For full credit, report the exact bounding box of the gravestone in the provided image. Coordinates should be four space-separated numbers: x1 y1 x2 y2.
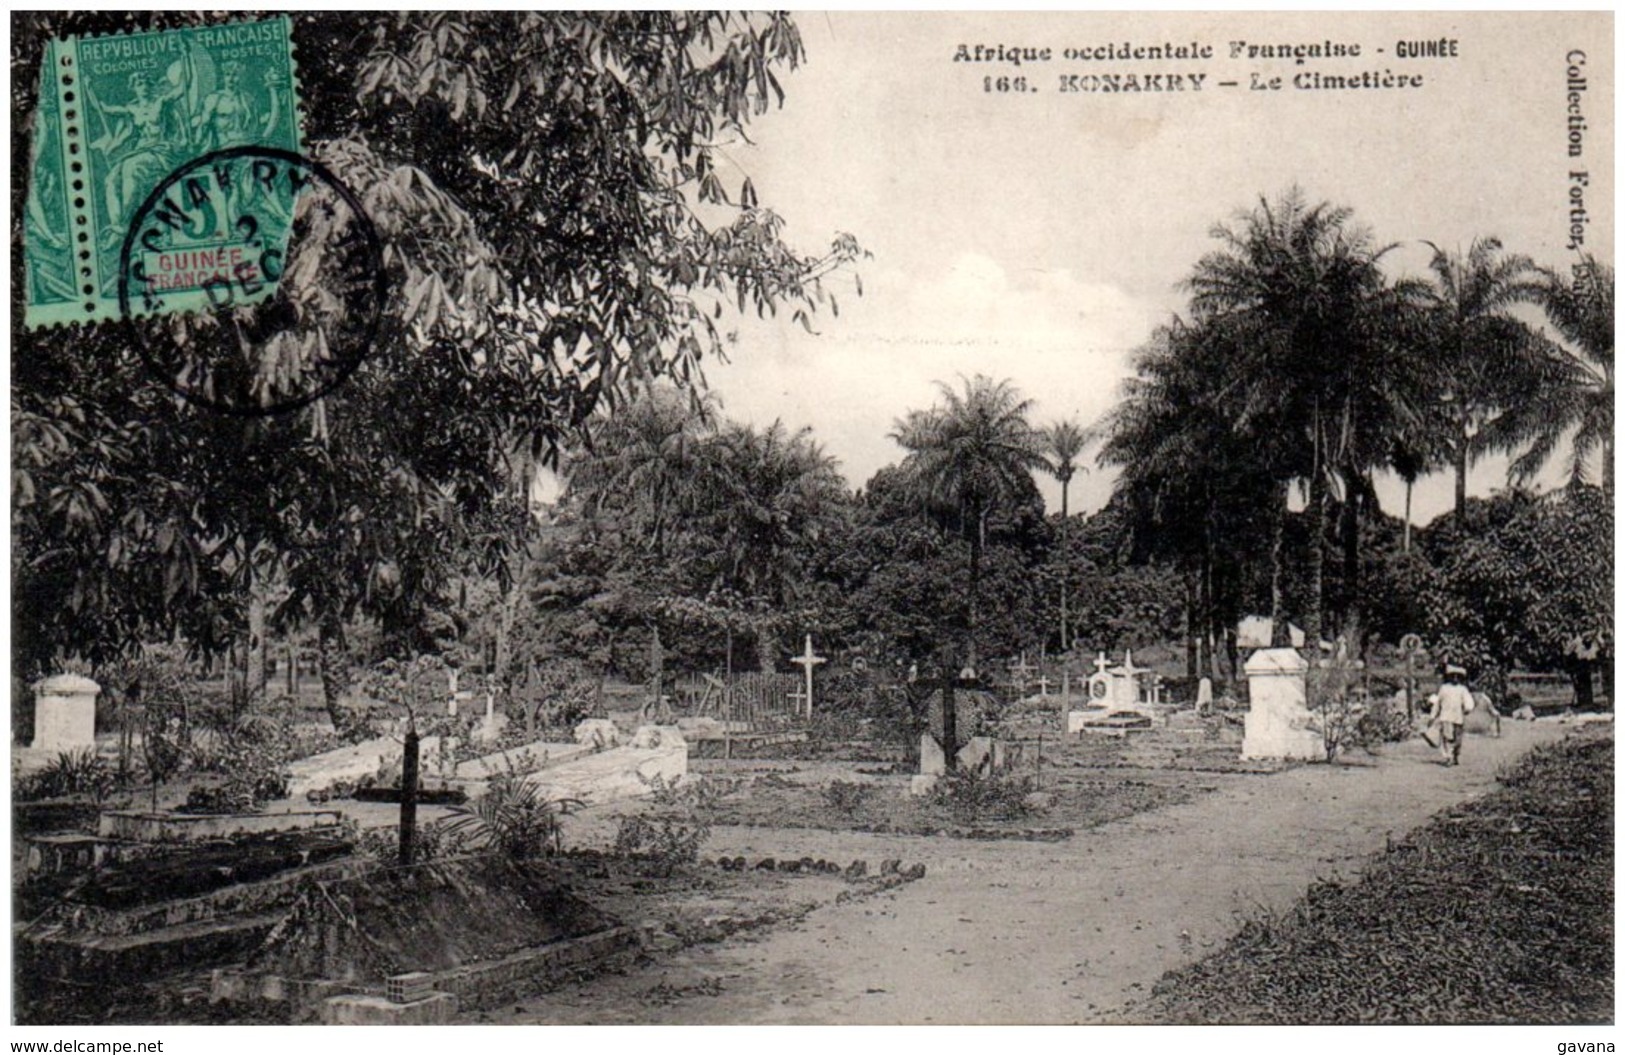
1240 648 1323 760
1196 676 1214 713
31 674 100 751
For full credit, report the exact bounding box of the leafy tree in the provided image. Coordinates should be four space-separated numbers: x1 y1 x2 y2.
12 14 862 727
1420 486 1612 707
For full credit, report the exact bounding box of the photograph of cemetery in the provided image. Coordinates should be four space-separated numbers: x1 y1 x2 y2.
10 11 1613 1029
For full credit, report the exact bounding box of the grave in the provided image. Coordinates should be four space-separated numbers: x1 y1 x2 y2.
1240 647 1324 761
522 725 687 806
1068 650 1163 732
913 733 1022 793
30 674 100 751
452 738 593 783
284 734 443 799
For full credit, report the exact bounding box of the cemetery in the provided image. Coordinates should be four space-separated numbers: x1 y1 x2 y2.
12 11 1612 1028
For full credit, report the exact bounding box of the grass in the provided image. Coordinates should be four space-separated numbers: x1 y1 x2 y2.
1137 728 1614 1024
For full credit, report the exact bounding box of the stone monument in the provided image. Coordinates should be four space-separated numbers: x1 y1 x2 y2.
31 674 100 752
1240 648 1323 761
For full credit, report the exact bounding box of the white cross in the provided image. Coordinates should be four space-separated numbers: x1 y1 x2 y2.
1035 675 1051 696
1093 652 1112 676
790 635 826 719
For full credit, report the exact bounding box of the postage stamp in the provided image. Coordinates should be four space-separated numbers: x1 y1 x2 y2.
23 17 303 328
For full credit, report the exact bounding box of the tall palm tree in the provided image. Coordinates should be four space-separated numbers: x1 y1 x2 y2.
1185 187 1409 644
1043 419 1087 652
891 375 1046 672
1485 255 1613 494
1418 237 1547 522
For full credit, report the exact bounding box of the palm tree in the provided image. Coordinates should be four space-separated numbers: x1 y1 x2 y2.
566 387 718 692
1418 237 1548 521
1043 419 1087 652
1485 255 1613 494
701 419 847 672
1098 316 1277 679
891 375 1046 672
567 387 718 560
1185 187 1409 644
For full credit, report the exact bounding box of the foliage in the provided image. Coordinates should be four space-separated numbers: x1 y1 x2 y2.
15 748 120 803
821 780 874 817
929 767 1040 825
612 813 711 876
1419 485 1612 696
356 820 464 865
440 772 581 859
12 12 863 719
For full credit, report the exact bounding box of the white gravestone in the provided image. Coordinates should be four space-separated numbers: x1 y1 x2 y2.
1240 648 1324 761
32 674 100 751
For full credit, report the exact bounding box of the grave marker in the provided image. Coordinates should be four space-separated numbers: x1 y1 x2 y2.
790 636 826 719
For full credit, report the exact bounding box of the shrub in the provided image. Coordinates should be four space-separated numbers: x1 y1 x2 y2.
356 820 464 864
930 767 1038 825
440 774 581 859
15 748 119 802
612 813 710 875
822 780 873 817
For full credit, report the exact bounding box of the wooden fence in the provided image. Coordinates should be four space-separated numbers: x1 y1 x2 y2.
671 671 804 730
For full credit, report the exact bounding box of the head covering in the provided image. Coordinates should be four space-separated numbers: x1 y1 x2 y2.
1445 664 1467 677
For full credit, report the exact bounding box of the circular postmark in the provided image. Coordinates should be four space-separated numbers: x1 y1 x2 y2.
117 146 386 417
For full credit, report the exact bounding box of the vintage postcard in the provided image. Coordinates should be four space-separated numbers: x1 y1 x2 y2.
9 10 1613 1039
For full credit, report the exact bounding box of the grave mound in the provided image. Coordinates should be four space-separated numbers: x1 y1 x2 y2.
247 855 615 986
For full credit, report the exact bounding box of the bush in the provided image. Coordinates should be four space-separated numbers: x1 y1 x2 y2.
440 774 580 859
930 767 1038 825
612 813 710 875
15 748 119 802
822 780 873 817
356 820 464 864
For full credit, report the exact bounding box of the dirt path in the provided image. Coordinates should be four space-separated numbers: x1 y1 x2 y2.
484 723 1570 1025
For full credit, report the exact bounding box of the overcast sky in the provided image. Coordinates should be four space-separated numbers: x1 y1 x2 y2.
689 10 1613 527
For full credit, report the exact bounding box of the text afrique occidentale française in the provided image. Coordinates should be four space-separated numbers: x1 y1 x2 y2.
952 37 1461 95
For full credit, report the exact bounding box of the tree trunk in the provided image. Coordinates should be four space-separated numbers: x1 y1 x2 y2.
939 641 958 771
245 576 267 708
1453 419 1469 523
967 510 985 674
317 609 352 734
1341 463 1362 644
494 553 531 690
1305 407 1324 647
1570 658 1595 711
755 622 778 677
1305 472 1324 647
1403 479 1413 554
1269 480 1290 647
1058 481 1070 653
1184 572 1198 681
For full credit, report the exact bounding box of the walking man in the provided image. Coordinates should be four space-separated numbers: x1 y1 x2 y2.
1431 665 1475 766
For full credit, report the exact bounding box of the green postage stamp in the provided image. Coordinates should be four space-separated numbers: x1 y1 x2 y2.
24 17 304 328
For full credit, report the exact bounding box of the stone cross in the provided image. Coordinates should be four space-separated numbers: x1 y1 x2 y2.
790 635 826 719
1093 652 1112 677
1035 674 1051 696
